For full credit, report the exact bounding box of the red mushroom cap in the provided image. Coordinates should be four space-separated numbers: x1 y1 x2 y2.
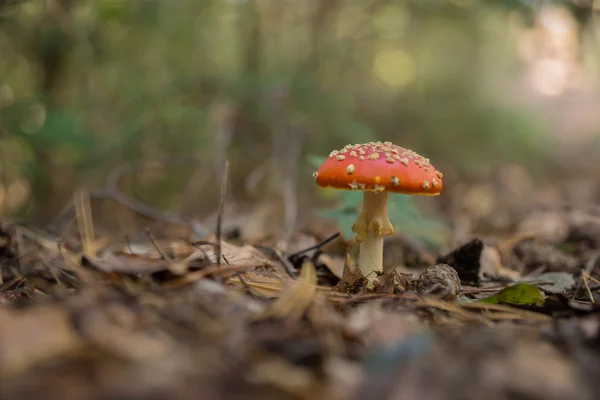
313 141 443 195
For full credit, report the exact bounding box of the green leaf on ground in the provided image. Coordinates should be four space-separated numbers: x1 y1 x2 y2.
478 283 544 307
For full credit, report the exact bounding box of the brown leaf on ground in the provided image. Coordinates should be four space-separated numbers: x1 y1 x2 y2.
262 260 317 320
193 238 273 268
82 253 178 275
511 239 579 274
0 306 82 376
437 239 484 285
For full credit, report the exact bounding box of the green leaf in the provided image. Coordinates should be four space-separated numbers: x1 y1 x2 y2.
478 283 544 307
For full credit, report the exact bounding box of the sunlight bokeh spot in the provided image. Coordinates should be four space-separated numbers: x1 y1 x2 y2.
6 179 30 211
20 103 46 135
373 49 415 88
0 84 14 107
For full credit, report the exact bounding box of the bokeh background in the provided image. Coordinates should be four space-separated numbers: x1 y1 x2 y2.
1 0 600 248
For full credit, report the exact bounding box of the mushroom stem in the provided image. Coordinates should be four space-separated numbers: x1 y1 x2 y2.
352 191 394 288
358 230 384 287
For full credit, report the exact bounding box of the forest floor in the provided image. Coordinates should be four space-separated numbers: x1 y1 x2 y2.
2 157 600 400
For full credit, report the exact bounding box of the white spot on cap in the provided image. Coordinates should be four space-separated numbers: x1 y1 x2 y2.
346 164 355 174
336 155 346 161
422 181 430 190
390 176 400 186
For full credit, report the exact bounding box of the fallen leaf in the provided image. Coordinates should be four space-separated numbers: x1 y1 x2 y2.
479 245 521 281
0 306 82 376
82 253 178 275
518 272 575 294
437 239 483 285
263 260 317 320
478 283 545 307
193 239 273 268
319 254 345 280
229 273 285 298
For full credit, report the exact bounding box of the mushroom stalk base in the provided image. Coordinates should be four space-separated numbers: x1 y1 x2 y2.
358 230 384 286
352 191 394 288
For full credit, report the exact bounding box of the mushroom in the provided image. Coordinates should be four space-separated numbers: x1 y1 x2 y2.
313 141 443 287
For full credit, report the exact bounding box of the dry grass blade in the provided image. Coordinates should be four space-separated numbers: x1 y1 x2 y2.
216 160 229 266
417 296 495 327
73 188 96 258
262 260 317 320
228 273 284 298
460 302 551 321
162 263 266 288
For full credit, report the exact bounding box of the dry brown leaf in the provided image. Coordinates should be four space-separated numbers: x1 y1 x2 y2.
319 254 345 280
418 296 495 326
263 260 317 319
77 304 179 362
193 239 272 268
480 245 521 281
0 306 82 376
229 273 285 298
82 253 178 275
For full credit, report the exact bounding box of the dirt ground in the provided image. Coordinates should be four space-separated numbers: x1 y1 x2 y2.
3 151 600 400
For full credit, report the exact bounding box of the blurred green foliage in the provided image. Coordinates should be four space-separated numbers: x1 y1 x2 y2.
0 0 592 223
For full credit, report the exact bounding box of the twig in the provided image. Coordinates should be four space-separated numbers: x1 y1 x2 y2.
145 228 169 261
572 249 600 300
582 270 597 303
462 286 511 295
584 272 600 287
273 113 300 251
274 248 297 279
50 157 208 235
287 232 341 259
124 235 134 254
224 254 253 294
162 263 265 289
216 160 230 267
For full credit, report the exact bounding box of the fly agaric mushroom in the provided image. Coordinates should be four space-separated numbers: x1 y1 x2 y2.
313 141 443 287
